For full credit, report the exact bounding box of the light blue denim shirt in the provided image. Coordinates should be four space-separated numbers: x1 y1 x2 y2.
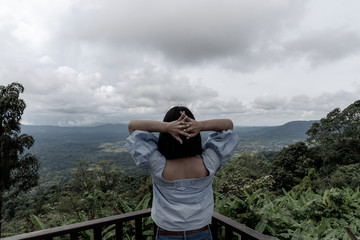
126 130 239 231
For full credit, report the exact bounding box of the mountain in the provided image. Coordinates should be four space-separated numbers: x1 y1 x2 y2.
234 120 316 141
233 120 317 152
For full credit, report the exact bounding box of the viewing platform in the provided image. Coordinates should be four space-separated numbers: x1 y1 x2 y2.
3 209 272 240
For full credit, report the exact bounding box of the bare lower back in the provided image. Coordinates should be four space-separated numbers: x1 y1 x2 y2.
162 156 209 181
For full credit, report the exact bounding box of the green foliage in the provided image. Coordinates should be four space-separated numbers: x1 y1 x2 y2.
29 214 47 230
214 152 273 198
323 163 360 190
116 193 153 240
270 142 321 191
215 187 360 239
306 100 360 169
57 160 125 220
1 83 39 194
117 193 152 213
292 168 321 193
0 82 39 236
269 100 360 193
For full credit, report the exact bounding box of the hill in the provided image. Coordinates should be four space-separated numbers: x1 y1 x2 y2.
234 120 315 141
233 120 317 152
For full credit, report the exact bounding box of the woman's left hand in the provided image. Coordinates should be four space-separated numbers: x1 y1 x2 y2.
182 113 202 139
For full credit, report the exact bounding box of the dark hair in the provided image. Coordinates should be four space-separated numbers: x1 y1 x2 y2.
158 106 203 159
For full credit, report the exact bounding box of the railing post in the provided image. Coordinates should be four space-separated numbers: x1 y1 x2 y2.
135 216 142 240
94 226 102 240
153 223 157 240
116 222 123 240
70 232 78 240
211 218 219 240
225 226 233 239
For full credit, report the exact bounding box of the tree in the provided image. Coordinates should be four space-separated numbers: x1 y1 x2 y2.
214 152 273 198
0 82 39 236
63 160 123 220
306 100 360 170
270 142 320 191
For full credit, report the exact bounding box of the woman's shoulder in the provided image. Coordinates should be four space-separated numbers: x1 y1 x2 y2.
125 130 159 169
203 130 239 167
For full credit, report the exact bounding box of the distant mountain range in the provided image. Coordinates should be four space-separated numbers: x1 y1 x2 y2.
22 120 317 149
20 120 317 184
234 120 316 141
21 123 130 145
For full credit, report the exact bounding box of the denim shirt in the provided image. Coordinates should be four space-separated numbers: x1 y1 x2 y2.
126 130 239 231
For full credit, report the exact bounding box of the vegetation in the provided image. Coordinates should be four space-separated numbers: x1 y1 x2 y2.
306 100 360 170
1 88 359 239
215 187 360 239
0 83 39 236
270 142 322 191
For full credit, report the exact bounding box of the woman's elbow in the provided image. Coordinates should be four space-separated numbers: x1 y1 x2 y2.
128 120 135 134
228 120 234 130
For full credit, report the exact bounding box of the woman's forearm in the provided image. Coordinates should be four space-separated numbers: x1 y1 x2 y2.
128 116 233 140
198 119 233 132
128 117 189 144
128 120 167 134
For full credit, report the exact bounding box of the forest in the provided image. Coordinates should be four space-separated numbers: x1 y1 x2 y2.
1 100 360 239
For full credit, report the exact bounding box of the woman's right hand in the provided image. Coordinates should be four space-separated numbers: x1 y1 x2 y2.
165 111 189 144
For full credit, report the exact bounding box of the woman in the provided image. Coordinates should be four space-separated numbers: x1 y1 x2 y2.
126 106 239 240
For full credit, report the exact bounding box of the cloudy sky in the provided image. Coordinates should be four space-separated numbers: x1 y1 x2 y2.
1 0 360 126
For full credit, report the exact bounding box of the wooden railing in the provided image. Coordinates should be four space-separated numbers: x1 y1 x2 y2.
2 209 272 240
212 212 271 240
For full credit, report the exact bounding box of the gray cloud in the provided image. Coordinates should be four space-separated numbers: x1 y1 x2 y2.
21 64 246 125
285 28 360 66
254 95 287 110
246 85 360 125
59 0 306 68
2 0 360 127
60 0 360 72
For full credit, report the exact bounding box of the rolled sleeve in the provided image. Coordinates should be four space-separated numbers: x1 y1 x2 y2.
203 130 239 167
125 130 159 169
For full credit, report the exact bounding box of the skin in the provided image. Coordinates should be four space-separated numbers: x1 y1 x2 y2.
128 111 233 180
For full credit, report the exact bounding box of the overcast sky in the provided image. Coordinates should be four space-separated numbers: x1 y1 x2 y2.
1 0 360 126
